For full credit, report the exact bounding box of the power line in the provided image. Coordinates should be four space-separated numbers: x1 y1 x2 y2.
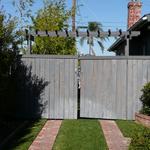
79 0 100 21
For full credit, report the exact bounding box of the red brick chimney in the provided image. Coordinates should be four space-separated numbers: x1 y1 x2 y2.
128 0 142 29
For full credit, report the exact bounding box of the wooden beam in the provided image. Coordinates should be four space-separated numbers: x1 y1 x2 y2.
27 30 140 39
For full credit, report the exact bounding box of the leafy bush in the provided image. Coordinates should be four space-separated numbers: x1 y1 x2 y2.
0 51 48 119
32 0 76 55
140 82 150 115
129 128 150 150
0 50 17 117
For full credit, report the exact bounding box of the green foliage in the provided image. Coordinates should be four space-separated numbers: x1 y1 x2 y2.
129 128 150 150
12 0 34 25
0 51 15 76
32 0 76 55
0 51 17 117
79 22 106 55
0 12 18 51
140 82 150 115
33 0 69 31
88 22 102 31
116 120 150 150
116 120 145 138
32 36 76 55
0 11 21 117
0 10 49 118
0 11 17 70
0 11 17 107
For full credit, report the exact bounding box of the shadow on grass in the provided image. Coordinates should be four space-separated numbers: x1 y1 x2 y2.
4 119 46 150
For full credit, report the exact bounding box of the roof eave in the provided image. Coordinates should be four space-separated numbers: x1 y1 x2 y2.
108 14 150 52
107 37 124 51
128 14 150 31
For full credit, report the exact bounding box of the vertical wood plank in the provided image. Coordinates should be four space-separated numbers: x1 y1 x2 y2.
127 60 133 119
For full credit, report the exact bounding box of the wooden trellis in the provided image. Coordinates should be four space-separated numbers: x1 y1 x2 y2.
25 29 140 56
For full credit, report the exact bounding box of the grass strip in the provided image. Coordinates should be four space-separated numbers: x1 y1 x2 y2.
5 119 46 150
116 120 150 150
116 120 145 138
53 119 108 150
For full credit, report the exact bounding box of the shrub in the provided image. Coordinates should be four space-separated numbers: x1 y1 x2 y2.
0 50 17 117
140 82 150 115
129 128 150 150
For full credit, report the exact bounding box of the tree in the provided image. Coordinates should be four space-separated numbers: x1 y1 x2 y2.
0 0 35 54
0 11 18 117
79 22 106 55
0 10 25 54
32 0 76 55
12 0 34 25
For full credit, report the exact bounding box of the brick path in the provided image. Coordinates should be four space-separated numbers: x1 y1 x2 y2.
28 120 62 150
100 120 131 150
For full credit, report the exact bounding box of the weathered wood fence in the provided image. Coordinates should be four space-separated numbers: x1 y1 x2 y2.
22 55 78 119
22 55 150 120
80 56 150 120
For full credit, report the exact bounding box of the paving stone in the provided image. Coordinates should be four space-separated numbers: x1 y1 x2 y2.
100 120 131 150
28 120 62 150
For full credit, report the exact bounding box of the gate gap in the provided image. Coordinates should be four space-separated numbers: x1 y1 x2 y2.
77 59 81 119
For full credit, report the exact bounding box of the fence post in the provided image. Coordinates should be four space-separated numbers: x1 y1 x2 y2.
125 37 129 56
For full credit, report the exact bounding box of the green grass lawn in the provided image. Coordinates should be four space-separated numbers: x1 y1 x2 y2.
116 120 150 150
53 119 108 150
116 120 145 137
5 119 46 150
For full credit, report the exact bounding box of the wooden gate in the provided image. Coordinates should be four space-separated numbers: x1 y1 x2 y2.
22 55 78 119
22 55 150 120
80 56 150 120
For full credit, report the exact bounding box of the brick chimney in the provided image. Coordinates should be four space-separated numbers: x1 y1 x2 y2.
128 0 142 29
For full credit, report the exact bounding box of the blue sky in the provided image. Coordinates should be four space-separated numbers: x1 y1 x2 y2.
1 0 150 55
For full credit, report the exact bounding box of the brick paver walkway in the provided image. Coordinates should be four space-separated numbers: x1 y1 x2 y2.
28 120 62 150
100 120 131 150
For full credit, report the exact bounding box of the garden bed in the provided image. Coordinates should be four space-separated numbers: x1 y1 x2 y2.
135 113 150 128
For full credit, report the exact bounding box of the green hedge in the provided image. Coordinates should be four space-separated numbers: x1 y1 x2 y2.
0 50 16 117
140 82 150 115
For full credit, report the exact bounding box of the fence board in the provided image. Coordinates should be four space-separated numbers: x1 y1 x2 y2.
22 55 77 119
80 58 150 120
22 55 150 120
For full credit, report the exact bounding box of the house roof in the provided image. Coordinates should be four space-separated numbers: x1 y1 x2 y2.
108 14 150 52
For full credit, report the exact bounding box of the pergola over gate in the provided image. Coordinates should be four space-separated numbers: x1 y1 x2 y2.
25 29 140 56
21 29 147 120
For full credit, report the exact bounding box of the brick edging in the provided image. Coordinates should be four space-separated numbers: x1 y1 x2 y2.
135 113 150 128
100 120 130 150
28 120 62 150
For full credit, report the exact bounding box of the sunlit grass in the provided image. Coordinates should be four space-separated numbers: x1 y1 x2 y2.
53 119 108 150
